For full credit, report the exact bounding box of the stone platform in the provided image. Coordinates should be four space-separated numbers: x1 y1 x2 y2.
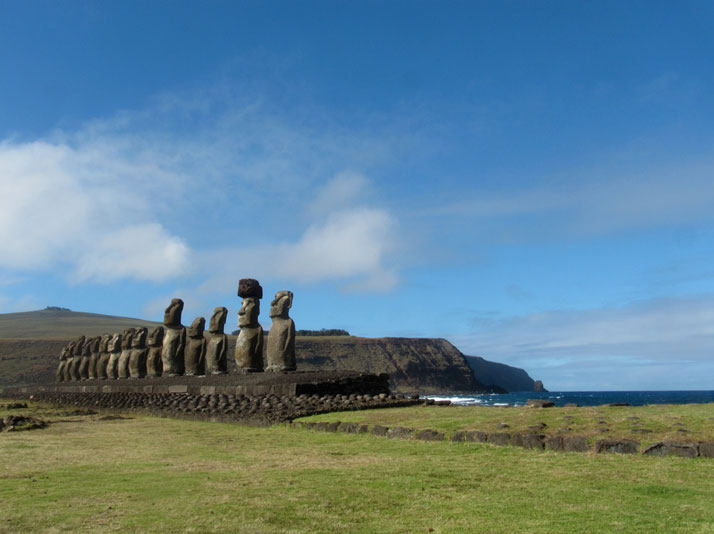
1 370 390 398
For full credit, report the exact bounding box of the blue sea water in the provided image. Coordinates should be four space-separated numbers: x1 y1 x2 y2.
426 390 714 407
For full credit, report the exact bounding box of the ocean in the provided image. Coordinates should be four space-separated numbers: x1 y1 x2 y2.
425 390 714 407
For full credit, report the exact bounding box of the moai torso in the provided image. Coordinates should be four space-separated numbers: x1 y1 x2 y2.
161 298 186 376
206 307 228 375
88 337 101 379
70 336 85 381
146 326 164 377
97 335 111 380
117 329 135 379
107 333 123 379
234 295 264 372
266 291 296 372
184 317 206 376
129 327 148 378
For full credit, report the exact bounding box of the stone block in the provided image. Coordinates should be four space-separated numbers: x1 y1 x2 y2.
451 430 466 442
465 431 488 443
511 433 545 449
371 425 389 436
596 439 639 454
487 432 511 446
545 435 563 451
168 385 188 394
387 426 414 439
358 424 370 433
563 436 589 452
698 442 714 458
338 422 359 433
642 442 699 458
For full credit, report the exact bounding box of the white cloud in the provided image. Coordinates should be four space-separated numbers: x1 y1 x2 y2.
307 171 370 217
428 157 714 240
453 294 714 389
0 139 189 281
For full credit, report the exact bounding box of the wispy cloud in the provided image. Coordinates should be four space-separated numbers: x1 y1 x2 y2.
426 157 714 241
453 294 714 389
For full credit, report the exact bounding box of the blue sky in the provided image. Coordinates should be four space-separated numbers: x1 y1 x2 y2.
1 1 714 390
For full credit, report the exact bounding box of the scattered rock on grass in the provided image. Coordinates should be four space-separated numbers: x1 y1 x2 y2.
526 400 555 408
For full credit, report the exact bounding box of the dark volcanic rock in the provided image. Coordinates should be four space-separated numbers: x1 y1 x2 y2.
527 400 555 408
563 436 589 452
387 426 415 439
487 432 511 446
642 442 699 458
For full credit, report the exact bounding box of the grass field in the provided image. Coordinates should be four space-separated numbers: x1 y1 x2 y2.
1 401 713 533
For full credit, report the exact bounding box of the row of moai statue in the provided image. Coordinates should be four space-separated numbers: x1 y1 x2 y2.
56 279 296 381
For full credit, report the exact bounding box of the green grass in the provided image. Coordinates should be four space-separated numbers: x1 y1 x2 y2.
301 403 714 448
1 401 713 533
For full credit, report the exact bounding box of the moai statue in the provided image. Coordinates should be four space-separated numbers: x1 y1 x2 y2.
205 307 228 375
266 291 296 372
79 338 92 380
184 317 206 376
161 298 186 376
63 341 76 381
234 279 264 372
146 326 164 377
129 327 148 378
96 334 111 380
56 344 69 382
70 336 85 381
88 336 101 379
106 332 123 379
117 328 135 379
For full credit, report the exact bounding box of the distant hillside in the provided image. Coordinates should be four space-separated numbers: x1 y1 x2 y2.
464 355 542 392
0 309 543 394
0 308 159 339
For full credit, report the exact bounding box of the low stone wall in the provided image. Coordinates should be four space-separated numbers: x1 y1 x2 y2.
290 420 714 459
4 390 419 425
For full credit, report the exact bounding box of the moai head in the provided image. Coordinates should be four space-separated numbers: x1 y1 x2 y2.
90 336 101 352
270 291 293 319
109 333 122 352
238 298 260 328
209 307 228 334
83 339 93 356
100 334 111 352
147 326 164 347
238 279 263 299
60 345 69 361
132 327 148 348
121 328 135 350
73 336 86 356
66 341 76 357
187 317 205 338
163 298 184 327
